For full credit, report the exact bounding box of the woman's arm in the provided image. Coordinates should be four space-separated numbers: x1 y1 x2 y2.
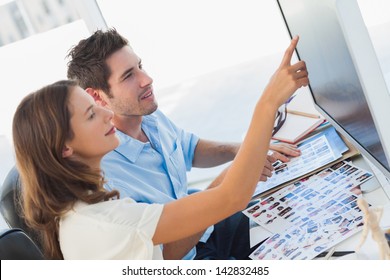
153 36 309 245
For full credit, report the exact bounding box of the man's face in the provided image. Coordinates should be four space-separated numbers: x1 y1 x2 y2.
103 46 157 117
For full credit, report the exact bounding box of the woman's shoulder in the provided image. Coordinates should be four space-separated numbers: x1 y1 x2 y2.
59 199 164 260
65 198 164 227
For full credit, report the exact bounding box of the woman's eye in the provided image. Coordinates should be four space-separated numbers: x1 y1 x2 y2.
88 112 95 119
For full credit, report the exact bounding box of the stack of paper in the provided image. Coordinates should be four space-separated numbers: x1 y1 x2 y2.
244 160 374 260
255 126 349 198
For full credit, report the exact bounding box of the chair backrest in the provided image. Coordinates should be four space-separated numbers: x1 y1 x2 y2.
0 166 42 249
0 228 44 260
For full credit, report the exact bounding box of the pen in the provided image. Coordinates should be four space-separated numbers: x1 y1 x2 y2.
315 250 355 258
287 109 322 119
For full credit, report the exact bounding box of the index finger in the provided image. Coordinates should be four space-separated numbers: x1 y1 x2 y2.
280 35 299 67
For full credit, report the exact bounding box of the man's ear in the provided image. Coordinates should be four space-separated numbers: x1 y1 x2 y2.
85 88 108 107
62 145 73 158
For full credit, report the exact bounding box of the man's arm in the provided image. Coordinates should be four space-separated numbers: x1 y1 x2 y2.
192 139 300 168
162 232 205 260
191 139 239 168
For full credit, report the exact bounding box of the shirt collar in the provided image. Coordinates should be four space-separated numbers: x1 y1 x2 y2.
113 114 158 163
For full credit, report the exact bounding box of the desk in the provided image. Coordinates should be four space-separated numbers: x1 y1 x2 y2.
330 155 390 260
282 77 390 259
248 111 390 259
248 152 390 260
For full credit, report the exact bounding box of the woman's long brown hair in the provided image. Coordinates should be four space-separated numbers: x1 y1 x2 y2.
12 80 118 259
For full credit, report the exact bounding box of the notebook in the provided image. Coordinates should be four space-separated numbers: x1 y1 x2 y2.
272 111 325 144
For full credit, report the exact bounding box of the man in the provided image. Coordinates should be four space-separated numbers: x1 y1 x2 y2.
67 28 301 259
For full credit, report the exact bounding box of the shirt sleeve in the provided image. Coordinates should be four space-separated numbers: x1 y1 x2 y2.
179 128 200 171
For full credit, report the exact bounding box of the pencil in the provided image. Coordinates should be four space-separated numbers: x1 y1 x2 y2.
287 109 322 119
324 247 336 259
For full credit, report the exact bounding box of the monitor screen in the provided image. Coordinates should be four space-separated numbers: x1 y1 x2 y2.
277 0 390 179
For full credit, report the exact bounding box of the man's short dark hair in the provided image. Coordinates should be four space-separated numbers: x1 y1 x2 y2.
66 28 128 97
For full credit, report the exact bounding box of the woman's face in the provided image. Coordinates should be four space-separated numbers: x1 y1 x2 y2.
64 86 119 167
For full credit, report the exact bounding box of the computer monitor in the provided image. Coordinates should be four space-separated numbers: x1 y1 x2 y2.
277 0 390 186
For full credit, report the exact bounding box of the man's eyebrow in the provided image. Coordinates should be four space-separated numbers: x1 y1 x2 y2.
119 67 134 81
118 59 141 81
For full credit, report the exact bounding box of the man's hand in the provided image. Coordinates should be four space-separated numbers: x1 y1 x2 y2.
270 142 301 162
258 143 301 182
259 154 276 181
198 141 301 183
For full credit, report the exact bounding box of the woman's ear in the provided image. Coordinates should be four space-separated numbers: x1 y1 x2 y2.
62 145 73 158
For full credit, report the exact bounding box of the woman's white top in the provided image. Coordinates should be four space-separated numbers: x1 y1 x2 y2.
59 198 164 259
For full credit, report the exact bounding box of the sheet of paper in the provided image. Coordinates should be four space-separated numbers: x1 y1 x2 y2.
249 223 272 248
255 127 349 197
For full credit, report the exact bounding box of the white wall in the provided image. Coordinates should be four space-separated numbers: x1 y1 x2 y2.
0 20 90 143
96 0 291 90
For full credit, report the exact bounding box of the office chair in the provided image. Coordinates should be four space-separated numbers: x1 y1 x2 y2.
0 166 42 250
0 228 44 260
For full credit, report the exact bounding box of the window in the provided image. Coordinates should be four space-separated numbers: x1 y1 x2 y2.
0 0 81 46
0 0 104 141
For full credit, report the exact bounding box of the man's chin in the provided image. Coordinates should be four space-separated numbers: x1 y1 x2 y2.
144 104 158 116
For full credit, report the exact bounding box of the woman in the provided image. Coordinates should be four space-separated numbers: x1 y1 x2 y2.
13 36 308 259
